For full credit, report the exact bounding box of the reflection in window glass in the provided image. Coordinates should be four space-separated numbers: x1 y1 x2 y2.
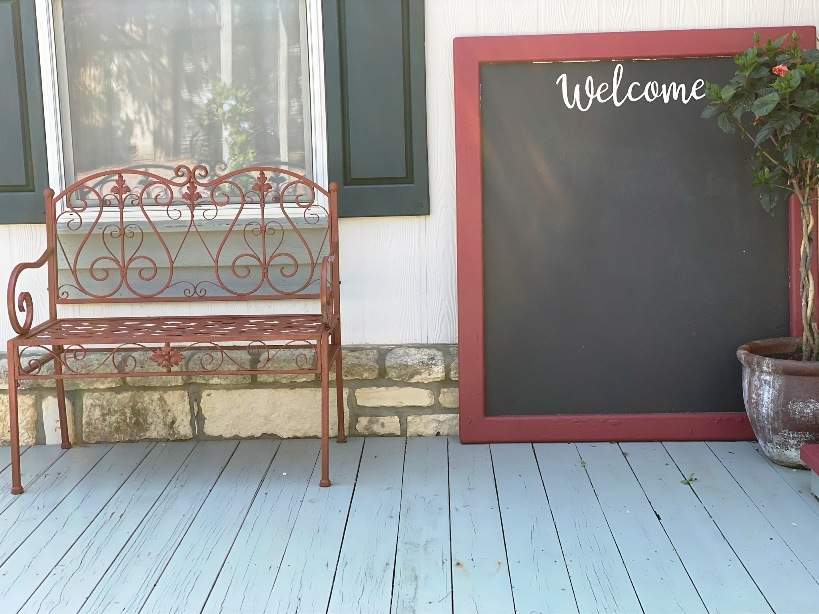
60 0 312 179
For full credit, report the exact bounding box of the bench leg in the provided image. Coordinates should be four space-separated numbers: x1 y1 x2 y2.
320 340 331 487
53 346 71 449
335 347 346 444
8 344 23 495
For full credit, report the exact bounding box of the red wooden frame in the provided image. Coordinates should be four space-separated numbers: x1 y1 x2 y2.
454 26 817 444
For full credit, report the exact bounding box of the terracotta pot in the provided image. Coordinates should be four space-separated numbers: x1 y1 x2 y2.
737 337 819 467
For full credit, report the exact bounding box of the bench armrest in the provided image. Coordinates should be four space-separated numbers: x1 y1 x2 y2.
7 247 53 336
320 253 338 330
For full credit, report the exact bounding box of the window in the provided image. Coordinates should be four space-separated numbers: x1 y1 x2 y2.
54 0 316 181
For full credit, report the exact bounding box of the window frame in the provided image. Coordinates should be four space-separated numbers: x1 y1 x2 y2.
35 0 329 204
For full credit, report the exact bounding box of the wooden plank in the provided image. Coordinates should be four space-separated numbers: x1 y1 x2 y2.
21 442 195 614
449 438 515 614
622 442 772 614
666 441 819 613
577 443 706 614
328 437 406 614
0 444 64 514
490 443 577 614
80 440 238 614
140 440 278 614
763 448 819 518
0 442 153 611
264 438 364 614
534 443 642 614
0 444 111 564
709 441 819 581
203 440 320 614
391 437 452 614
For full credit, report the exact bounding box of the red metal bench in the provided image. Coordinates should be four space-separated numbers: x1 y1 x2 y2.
6 165 344 494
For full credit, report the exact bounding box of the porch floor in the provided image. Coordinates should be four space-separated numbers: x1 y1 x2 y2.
0 437 817 613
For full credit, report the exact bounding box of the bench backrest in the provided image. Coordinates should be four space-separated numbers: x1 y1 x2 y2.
46 165 337 305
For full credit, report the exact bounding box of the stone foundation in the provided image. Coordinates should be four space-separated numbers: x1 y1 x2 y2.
0 345 458 444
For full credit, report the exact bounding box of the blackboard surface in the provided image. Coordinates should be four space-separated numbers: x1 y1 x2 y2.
481 57 789 416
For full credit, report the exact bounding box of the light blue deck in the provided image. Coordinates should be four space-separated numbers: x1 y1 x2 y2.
0 438 817 613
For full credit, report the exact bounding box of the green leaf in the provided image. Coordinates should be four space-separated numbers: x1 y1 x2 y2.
794 89 819 109
705 82 722 101
754 122 776 146
784 142 797 165
701 103 722 119
721 83 738 102
779 111 802 136
717 112 736 134
772 34 788 48
752 91 780 117
731 101 747 120
759 189 782 214
750 65 771 79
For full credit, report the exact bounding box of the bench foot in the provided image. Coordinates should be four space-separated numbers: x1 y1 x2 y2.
11 485 23 495
320 479 331 487
61 442 72 450
336 435 347 444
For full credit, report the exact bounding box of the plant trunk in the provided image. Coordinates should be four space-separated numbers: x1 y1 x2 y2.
799 192 818 361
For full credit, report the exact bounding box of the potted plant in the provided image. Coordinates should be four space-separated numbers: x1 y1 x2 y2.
702 32 819 467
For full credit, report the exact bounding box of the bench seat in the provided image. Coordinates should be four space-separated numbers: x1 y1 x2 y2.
20 314 328 346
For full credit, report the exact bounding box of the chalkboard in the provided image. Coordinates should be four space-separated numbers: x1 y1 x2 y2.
481 57 789 416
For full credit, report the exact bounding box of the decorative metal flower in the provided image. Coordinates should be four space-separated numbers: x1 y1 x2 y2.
182 181 202 207
110 174 131 197
253 171 273 195
149 347 184 369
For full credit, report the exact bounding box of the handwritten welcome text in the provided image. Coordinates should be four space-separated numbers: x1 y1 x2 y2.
555 63 706 111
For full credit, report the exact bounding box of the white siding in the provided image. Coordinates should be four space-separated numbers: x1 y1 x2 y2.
2 0 818 346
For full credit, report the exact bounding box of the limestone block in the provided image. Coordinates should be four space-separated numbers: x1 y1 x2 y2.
407 414 459 437
200 387 349 438
355 387 435 408
385 347 445 383
83 390 192 442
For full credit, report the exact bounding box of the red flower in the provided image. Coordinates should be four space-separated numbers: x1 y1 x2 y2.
772 64 789 77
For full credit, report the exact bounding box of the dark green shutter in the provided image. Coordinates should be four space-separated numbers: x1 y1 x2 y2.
0 0 48 224
323 0 429 217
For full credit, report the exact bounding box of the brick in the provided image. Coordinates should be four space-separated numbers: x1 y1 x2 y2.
355 415 401 435
65 378 123 390
407 414 459 437
257 348 318 383
439 387 459 409
0 392 38 445
385 347 445 383
83 390 192 442
200 387 349 438
355 387 434 408
10 352 57 389
183 349 252 384
338 349 379 380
